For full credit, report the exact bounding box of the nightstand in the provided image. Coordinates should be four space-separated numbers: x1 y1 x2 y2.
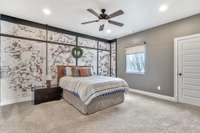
33 86 63 105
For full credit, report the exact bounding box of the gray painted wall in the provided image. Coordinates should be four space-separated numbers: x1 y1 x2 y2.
117 14 200 97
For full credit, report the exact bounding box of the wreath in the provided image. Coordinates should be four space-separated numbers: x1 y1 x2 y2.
72 47 83 58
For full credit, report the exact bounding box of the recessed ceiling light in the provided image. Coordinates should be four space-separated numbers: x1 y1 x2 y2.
159 4 168 12
106 29 112 34
43 8 51 15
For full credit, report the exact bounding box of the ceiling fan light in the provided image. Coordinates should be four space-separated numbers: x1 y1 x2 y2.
106 29 112 34
99 19 107 24
159 4 168 12
42 8 51 15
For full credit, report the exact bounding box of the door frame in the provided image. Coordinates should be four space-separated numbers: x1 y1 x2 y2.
174 33 200 103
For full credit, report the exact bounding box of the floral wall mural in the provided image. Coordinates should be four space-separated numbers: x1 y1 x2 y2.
0 19 116 104
78 48 97 75
48 31 76 45
99 41 110 50
98 50 110 76
111 42 117 77
1 21 46 40
1 37 46 99
48 44 75 85
78 37 97 48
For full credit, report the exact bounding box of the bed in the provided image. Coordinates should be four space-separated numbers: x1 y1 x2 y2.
57 65 129 115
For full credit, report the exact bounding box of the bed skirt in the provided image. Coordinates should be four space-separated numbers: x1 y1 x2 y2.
63 89 124 115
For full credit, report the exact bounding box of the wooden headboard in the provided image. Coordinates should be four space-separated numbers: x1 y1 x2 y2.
57 65 72 84
57 65 91 84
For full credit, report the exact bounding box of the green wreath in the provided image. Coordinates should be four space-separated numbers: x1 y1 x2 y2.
72 47 83 58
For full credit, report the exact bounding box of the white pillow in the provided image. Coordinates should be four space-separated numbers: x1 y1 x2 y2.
65 67 72 76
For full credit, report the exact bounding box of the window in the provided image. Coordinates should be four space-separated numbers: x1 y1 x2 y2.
126 45 146 74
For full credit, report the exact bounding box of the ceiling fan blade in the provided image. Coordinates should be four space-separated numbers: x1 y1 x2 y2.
109 10 124 18
99 24 104 31
108 20 124 27
87 9 99 18
81 20 99 24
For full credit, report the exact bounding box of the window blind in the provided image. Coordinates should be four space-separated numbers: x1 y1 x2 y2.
126 45 145 54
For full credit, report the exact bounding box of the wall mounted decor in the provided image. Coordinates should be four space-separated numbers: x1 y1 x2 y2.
72 47 83 59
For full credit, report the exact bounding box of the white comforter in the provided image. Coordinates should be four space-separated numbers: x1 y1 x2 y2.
59 76 129 105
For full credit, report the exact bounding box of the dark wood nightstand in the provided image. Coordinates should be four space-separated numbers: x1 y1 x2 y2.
33 86 63 105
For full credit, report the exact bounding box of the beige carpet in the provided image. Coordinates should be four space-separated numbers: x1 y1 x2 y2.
1 92 200 133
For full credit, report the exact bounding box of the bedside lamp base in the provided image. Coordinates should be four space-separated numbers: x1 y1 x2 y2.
46 80 51 88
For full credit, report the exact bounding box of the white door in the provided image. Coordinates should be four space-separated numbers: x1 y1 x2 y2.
177 34 200 106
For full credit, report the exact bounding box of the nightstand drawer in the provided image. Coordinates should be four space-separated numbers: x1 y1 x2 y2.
35 94 50 104
34 87 62 105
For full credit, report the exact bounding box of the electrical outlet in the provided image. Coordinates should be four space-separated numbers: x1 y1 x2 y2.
157 86 161 90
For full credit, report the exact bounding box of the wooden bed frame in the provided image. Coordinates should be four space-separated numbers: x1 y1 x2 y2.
57 65 125 115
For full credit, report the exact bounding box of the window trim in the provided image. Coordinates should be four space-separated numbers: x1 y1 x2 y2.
125 45 146 75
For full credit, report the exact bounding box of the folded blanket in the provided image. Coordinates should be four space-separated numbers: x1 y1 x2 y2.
59 76 129 105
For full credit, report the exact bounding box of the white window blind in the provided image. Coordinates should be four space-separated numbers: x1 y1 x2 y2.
126 45 145 54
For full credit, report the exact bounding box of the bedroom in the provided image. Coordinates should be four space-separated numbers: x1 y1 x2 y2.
0 0 200 132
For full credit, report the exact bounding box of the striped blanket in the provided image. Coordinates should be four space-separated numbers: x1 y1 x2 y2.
59 76 129 105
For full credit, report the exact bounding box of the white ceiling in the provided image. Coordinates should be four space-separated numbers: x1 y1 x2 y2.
0 0 200 40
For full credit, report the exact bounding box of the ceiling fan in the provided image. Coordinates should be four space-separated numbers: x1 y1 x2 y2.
81 9 124 31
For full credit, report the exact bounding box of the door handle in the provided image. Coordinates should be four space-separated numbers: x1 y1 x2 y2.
178 73 182 76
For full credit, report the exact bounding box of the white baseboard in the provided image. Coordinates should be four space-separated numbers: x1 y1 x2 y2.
0 96 32 106
129 88 177 102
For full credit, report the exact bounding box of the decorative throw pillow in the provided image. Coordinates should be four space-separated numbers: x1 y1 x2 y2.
65 67 72 76
71 67 80 77
79 68 92 77
87 68 92 76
